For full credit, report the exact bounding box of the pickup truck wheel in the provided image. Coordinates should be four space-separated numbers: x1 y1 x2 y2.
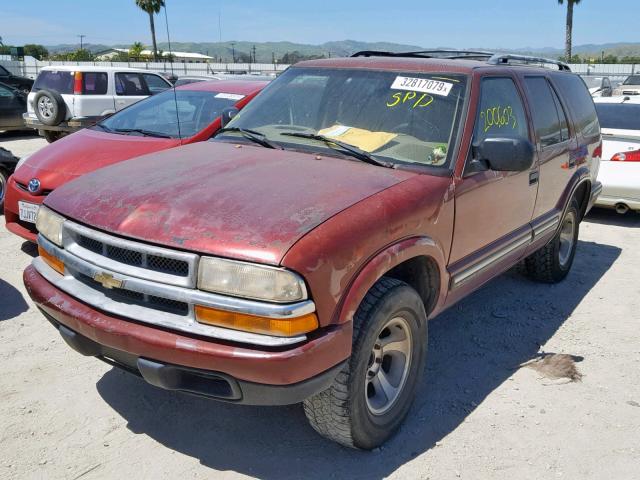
33 89 66 126
303 277 427 449
524 199 579 283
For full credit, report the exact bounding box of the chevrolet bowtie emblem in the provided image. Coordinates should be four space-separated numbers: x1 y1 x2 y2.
93 272 123 290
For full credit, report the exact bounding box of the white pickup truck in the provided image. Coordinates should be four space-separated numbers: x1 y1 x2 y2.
23 66 172 142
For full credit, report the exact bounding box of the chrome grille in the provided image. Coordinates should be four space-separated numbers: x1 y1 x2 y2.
62 221 199 288
75 270 190 316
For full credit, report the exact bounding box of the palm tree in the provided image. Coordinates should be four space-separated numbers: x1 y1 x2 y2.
557 0 582 61
129 41 145 61
135 0 165 61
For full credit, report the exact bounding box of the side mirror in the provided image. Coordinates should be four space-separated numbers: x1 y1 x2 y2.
472 137 535 172
220 107 239 128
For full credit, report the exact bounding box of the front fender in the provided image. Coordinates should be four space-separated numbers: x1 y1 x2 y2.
336 236 449 325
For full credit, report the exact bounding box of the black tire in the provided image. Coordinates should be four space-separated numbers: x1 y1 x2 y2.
523 198 580 283
303 277 428 449
42 130 65 143
33 89 66 126
0 167 8 211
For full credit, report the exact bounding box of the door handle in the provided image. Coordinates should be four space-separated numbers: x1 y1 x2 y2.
529 170 539 186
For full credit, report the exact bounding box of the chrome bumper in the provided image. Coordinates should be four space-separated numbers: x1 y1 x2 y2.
36 234 315 347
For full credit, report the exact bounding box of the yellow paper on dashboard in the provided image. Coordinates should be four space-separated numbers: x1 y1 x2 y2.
317 125 397 152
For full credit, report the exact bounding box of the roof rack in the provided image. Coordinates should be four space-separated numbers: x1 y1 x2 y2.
487 54 571 71
351 50 572 71
352 50 494 60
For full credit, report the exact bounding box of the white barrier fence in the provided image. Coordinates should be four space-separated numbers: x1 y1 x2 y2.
0 57 289 79
1 58 639 83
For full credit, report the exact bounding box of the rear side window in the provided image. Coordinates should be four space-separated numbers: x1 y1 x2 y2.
524 77 569 147
474 77 529 142
553 74 600 138
33 71 73 94
142 74 170 95
115 73 148 96
82 72 108 95
594 104 640 131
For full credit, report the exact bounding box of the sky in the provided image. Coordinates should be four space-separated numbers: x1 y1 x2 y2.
0 0 636 49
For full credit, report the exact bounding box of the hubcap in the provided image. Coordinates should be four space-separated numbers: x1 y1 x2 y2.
558 213 575 267
365 316 412 415
38 97 54 118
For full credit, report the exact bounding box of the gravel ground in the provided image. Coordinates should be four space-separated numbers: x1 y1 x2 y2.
1 136 639 479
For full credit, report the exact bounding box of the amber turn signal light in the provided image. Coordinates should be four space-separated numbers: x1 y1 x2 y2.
194 305 318 337
38 246 65 275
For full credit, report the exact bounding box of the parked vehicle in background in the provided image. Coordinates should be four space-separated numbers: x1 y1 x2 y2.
613 74 640 96
24 52 601 449
23 66 172 143
5 80 267 242
0 146 19 209
173 75 211 87
581 75 612 97
0 81 28 131
158 71 179 84
0 64 34 94
593 97 640 213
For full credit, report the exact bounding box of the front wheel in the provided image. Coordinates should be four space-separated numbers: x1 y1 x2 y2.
303 277 427 449
523 198 580 283
0 167 8 210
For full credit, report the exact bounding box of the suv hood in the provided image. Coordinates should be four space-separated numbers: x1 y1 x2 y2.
46 142 415 265
14 128 179 188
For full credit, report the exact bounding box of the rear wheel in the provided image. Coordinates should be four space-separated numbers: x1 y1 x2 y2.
523 198 579 283
33 89 66 126
303 277 427 449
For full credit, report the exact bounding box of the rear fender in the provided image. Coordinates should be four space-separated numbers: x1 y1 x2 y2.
336 236 448 325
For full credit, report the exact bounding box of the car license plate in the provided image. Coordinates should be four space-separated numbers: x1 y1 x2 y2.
18 201 39 224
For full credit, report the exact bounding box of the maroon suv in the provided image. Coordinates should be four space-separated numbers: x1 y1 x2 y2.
24 51 602 449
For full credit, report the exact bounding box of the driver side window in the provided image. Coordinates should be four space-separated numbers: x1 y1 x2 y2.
474 77 528 144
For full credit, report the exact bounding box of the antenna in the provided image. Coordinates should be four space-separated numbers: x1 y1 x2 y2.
218 10 222 43
163 0 181 140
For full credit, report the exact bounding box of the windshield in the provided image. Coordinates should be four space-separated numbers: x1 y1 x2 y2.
581 77 603 89
217 67 468 168
595 103 640 131
623 75 640 86
100 88 244 138
0 65 10 76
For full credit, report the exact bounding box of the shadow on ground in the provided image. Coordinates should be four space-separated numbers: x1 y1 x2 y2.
97 239 620 479
0 278 29 321
0 130 39 141
585 207 640 228
20 241 38 257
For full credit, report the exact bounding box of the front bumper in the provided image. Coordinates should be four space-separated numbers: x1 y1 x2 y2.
24 265 351 404
23 113 102 132
4 175 43 242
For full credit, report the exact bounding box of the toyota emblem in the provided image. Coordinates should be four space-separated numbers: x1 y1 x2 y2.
27 178 41 193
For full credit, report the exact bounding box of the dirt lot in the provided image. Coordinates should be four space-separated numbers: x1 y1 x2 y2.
1 136 639 479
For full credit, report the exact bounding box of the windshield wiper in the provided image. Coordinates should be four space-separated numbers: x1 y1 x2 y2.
217 127 282 149
113 128 172 138
280 132 394 168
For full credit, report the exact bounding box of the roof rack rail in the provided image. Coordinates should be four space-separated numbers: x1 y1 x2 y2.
487 54 571 71
351 50 494 60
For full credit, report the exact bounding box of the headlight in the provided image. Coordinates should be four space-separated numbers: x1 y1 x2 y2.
198 257 307 303
15 154 31 172
36 206 65 247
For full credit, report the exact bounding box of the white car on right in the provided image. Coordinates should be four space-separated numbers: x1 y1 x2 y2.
593 96 640 213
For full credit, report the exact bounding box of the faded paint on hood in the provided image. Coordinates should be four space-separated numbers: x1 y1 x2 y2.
13 128 179 188
45 141 415 265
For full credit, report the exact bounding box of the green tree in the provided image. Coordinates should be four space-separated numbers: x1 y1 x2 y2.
23 44 49 60
69 48 93 61
135 0 164 61
129 42 145 61
557 0 582 61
